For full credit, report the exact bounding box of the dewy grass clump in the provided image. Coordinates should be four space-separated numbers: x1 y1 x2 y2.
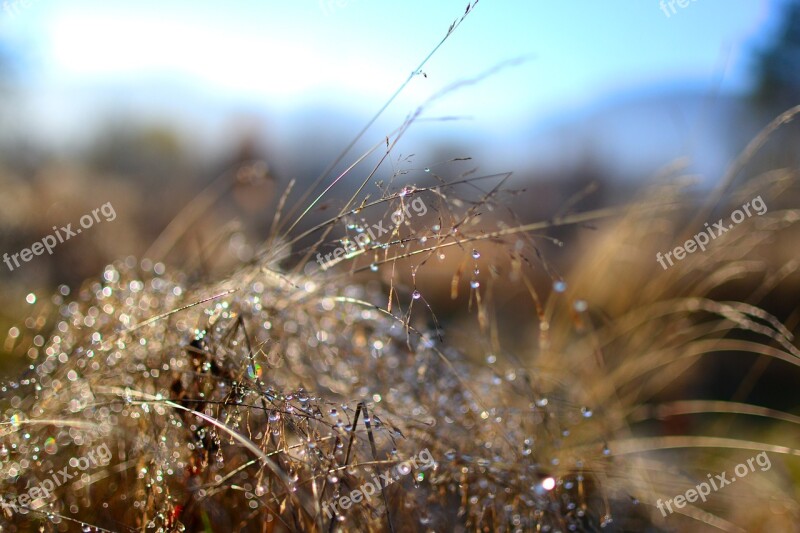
0 182 620 531
2 3 800 532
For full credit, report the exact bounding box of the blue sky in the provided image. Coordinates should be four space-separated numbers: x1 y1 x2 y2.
0 0 783 174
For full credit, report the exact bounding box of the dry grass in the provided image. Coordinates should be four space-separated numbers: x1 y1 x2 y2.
1 3 800 532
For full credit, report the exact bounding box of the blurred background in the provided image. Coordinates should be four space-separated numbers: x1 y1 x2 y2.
0 0 799 368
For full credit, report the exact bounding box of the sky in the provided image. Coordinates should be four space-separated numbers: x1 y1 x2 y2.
0 0 784 177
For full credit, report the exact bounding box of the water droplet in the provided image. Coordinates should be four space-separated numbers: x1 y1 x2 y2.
268 411 281 423
471 249 481 259
25 293 36 304
581 406 593 418
248 363 262 380
470 280 480 289
424 167 430 173
370 263 379 272
44 437 58 455
486 354 497 364
574 300 588 312
412 290 421 300
553 280 567 292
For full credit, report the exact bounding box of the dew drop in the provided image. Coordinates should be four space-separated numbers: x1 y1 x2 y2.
44 437 58 455
470 280 480 289
412 290 421 300
369 263 379 272
553 280 567 292
472 249 481 259
247 363 262 380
